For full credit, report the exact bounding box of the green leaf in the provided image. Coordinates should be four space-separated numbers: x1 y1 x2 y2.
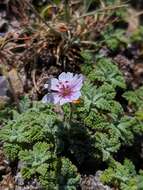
123 86 143 110
82 81 122 116
19 142 56 179
36 163 49 176
19 95 31 113
19 142 54 167
0 104 56 143
3 143 21 160
100 159 137 190
88 58 126 88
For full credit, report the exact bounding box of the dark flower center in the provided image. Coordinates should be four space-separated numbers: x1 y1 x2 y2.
60 84 72 97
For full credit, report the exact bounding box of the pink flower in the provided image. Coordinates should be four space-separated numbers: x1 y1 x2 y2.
42 72 84 105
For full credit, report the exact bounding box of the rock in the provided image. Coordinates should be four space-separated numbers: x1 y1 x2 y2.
8 69 24 96
15 172 25 186
0 76 9 96
0 76 9 109
15 173 42 190
80 171 112 190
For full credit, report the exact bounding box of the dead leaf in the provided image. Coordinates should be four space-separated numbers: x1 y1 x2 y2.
0 173 15 190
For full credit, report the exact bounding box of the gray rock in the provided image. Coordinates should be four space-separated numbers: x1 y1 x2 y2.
80 171 112 190
0 76 9 96
15 172 25 186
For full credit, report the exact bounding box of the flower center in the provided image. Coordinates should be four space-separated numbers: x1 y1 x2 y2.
60 84 72 97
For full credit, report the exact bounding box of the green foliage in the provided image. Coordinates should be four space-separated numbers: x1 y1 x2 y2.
18 142 80 189
58 121 93 164
1 49 143 189
1 58 143 189
57 157 80 190
80 51 94 76
0 106 13 124
102 28 128 50
87 58 126 88
53 0 61 4
123 86 143 110
1 1 143 189
94 130 121 161
0 103 56 145
72 64 143 162
19 95 31 113
19 142 55 178
71 80 122 161
39 157 80 190
100 159 138 190
137 171 143 190
0 102 80 189
3 143 21 160
81 80 123 114
117 116 143 144
130 26 143 43
122 87 143 145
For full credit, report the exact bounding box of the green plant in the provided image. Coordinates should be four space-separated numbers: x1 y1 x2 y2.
0 104 56 145
102 28 128 51
87 58 126 88
0 101 80 189
100 159 139 190
1 53 143 189
19 142 55 179
123 86 143 111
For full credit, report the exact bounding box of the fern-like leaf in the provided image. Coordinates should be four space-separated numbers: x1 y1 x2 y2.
88 58 126 88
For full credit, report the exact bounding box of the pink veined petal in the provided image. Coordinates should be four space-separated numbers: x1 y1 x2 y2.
52 93 62 104
50 78 60 91
42 95 48 103
72 73 84 81
70 75 84 91
59 97 71 105
58 72 73 82
70 91 81 101
42 94 53 103
72 74 84 83
59 91 81 105
42 93 61 104
72 74 79 81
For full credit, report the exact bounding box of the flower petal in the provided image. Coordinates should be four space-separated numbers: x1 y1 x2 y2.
42 93 61 104
52 93 61 104
70 91 81 101
71 74 84 91
50 78 60 91
42 94 52 103
59 97 70 105
58 72 73 82
59 91 81 105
